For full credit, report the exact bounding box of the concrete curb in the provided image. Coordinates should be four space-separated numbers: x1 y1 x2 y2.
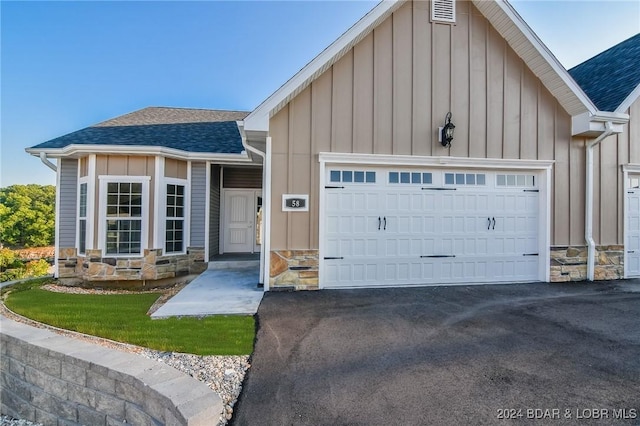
0 315 222 425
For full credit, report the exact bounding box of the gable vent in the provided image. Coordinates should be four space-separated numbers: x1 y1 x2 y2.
431 0 456 23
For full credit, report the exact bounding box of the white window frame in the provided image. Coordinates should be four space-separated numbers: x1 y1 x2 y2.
76 155 96 256
98 175 150 257
77 179 89 255
162 177 190 255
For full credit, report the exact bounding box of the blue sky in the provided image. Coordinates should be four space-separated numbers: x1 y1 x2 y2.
2 1 638 187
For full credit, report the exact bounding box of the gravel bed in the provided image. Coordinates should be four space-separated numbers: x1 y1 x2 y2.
1 284 251 426
0 416 41 426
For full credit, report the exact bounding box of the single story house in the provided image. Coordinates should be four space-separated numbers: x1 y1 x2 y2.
27 0 640 290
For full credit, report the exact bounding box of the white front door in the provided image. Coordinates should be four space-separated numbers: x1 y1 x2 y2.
223 190 255 253
626 183 640 277
323 168 543 288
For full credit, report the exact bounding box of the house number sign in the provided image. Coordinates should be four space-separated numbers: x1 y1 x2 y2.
282 194 309 212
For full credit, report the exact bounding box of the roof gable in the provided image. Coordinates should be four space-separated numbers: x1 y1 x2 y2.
569 33 640 113
244 0 598 133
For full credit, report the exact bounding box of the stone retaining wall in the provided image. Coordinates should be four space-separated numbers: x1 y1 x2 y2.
550 245 624 282
0 316 221 426
270 250 319 290
58 247 207 287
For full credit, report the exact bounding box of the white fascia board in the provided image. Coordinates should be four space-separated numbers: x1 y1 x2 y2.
572 111 629 136
478 0 598 115
25 145 253 163
616 83 640 113
243 0 403 132
318 152 555 170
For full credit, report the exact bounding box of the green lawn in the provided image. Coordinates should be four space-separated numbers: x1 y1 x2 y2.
2 281 255 355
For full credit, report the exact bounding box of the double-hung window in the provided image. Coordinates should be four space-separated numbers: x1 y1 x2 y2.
165 183 185 254
99 177 149 256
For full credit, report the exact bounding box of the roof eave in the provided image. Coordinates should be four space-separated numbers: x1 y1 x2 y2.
25 145 252 163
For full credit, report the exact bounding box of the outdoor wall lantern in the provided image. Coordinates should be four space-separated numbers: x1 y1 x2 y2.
439 112 455 147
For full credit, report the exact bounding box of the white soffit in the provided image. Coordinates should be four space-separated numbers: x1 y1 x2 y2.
472 0 597 117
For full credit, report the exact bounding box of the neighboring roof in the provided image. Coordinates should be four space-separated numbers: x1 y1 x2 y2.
244 0 598 132
28 107 250 154
569 33 640 113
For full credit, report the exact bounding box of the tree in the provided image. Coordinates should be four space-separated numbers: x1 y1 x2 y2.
0 184 55 248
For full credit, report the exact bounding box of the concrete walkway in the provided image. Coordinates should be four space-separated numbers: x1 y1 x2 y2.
151 266 263 318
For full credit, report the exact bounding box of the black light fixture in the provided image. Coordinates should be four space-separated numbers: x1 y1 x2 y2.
439 112 455 147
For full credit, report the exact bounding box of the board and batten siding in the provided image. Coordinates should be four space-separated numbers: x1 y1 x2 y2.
92 155 156 249
190 162 207 248
58 159 78 248
209 165 221 259
268 0 612 251
582 96 640 246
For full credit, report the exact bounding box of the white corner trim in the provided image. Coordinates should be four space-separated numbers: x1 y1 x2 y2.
153 156 164 251
243 0 403 132
263 137 273 291
318 155 326 289
318 153 555 170
87 155 96 251
204 161 211 262
185 162 192 250
54 164 61 278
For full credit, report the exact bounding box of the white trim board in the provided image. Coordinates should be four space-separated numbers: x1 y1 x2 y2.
318 153 555 170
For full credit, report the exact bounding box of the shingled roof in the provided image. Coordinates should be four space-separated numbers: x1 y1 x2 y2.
29 107 250 154
569 33 640 112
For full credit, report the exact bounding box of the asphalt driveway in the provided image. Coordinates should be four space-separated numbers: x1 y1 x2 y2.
233 281 640 425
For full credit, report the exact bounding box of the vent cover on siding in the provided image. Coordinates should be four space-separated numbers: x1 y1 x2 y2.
431 0 455 23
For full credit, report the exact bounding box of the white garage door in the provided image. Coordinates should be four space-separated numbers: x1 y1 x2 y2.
626 179 640 277
323 168 542 288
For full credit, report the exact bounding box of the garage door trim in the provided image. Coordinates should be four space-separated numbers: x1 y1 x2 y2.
623 164 640 278
318 153 554 289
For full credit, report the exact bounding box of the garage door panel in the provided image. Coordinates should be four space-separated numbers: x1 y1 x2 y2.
323 167 543 288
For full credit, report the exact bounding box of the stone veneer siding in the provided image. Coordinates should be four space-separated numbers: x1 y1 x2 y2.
57 247 207 287
0 316 221 426
269 246 625 289
550 245 624 282
270 250 318 290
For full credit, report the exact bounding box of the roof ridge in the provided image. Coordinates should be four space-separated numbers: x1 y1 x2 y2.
144 106 251 114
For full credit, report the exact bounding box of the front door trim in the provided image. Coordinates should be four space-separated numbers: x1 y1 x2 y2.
221 189 259 254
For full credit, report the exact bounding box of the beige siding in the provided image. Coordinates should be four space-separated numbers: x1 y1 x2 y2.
79 157 88 178
164 158 188 179
93 155 156 249
268 0 628 250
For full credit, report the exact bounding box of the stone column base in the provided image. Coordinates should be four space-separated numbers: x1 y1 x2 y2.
270 250 319 290
550 245 623 282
